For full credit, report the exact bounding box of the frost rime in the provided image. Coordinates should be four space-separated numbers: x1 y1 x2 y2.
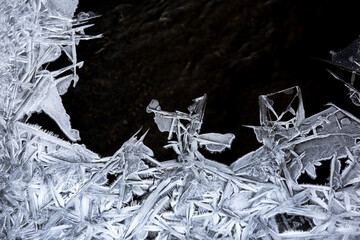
1 0 360 239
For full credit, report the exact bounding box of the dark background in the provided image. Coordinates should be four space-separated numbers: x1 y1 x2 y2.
31 0 360 165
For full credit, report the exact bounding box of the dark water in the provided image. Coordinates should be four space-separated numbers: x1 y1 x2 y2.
32 0 360 165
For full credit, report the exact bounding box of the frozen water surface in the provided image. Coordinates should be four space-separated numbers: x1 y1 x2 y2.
1 0 360 239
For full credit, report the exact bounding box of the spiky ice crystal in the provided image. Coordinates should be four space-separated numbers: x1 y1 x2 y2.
1 0 360 239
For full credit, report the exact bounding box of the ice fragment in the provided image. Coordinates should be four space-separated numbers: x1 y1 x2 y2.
331 38 360 73
147 94 235 160
329 38 360 106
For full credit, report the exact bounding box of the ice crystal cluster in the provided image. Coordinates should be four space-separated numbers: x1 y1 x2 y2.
1 0 360 239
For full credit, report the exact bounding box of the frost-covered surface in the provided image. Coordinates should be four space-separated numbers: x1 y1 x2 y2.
1 0 360 239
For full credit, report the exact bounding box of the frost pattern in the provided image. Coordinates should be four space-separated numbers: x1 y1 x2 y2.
1 0 360 239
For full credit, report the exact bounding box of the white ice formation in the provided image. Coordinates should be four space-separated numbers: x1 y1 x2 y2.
1 0 360 239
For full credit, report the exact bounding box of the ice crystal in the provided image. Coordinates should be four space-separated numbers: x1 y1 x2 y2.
329 38 360 106
1 0 360 239
147 94 235 161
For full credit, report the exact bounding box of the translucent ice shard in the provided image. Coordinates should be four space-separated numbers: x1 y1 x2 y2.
331 38 360 73
147 94 235 160
247 86 305 148
197 132 235 153
44 0 79 18
259 86 305 127
329 38 360 106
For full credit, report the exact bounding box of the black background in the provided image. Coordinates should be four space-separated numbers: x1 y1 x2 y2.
31 0 360 166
